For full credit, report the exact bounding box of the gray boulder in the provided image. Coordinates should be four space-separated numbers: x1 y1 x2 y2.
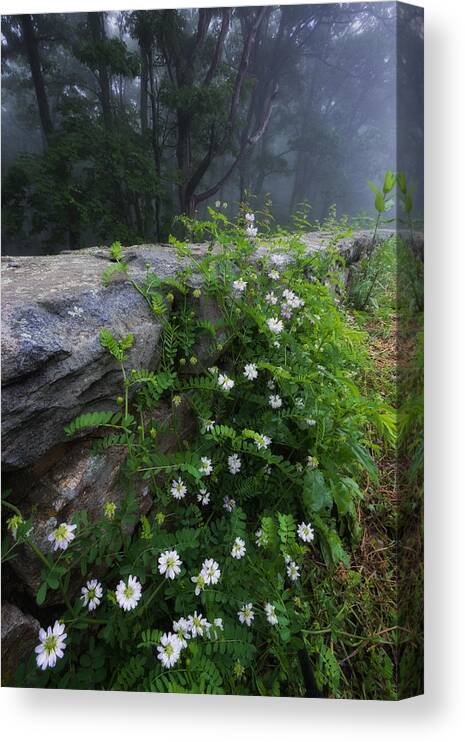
8 441 152 599
1 602 40 685
1 246 183 471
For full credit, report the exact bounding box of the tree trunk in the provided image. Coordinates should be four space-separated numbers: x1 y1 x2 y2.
148 49 161 239
19 15 54 146
87 12 112 131
140 44 149 136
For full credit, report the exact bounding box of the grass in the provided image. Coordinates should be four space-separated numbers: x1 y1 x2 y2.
328 237 423 699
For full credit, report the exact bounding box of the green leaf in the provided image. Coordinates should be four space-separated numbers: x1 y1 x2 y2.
346 442 379 483
303 469 333 514
383 170 395 194
368 179 381 196
397 171 407 194
102 262 127 286
313 515 349 567
46 574 60 590
405 189 414 214
64 410 123 437
374 191 385 213
110 241 123 260
36 582 48 605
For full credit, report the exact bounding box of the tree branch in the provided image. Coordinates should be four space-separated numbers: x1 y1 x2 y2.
203 9 230 86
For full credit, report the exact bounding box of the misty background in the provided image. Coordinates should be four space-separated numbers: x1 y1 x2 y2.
1 3 423 255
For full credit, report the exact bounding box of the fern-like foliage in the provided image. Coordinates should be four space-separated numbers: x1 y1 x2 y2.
64 411 124 437
112 655 147 691
102 262 128 286
100 328 134 361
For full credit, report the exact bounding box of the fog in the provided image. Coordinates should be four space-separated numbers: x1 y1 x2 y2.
1 3 423 255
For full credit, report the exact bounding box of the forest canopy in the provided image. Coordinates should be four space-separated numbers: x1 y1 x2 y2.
1 3 423 253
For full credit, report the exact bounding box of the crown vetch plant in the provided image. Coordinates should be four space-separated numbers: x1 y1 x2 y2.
5 205 395 696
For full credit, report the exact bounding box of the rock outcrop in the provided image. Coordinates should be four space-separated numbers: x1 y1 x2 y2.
1 603 40 684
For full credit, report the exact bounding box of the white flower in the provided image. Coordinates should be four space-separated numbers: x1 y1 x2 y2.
267 379 276 390
269 394 282 409
158 550 182 580
115 575 142 611
264 602 278 626
231 536 246 559
199 456 213 476
35 621 67 671
228 453 242 475
191 572 206 596
273 340 280 349
298 522 315 543
254 433 271 450
265 291 278 305
48 522 77 551
203 419 216 433
281 303 293 320
245 212 255 223
201 558 221 585
218 373 235 391
282 288 304 308
295 397 305 408
172 618 191 649
243 363 258 381
286 561 300 582
246 225 258 238
188 611 209 638
266 317 284 334
270 253 288 267
215 200 221 208
171 478 187 500
306 418 316 427
307 455 318 469
255 528 269 547
268 270 280 280
206 616 224 639
223 495 236 512
80 579 103 611
197 487 211 506
157 632 182 668
233 278 247 296
238 603 254 627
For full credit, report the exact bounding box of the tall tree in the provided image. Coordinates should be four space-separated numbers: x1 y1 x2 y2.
18 15 54 145
87 12 113 131
154 7 284 215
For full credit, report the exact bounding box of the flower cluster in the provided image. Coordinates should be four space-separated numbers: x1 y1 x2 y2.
245 212 258 238
191 557 221 595
218 373 235 391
